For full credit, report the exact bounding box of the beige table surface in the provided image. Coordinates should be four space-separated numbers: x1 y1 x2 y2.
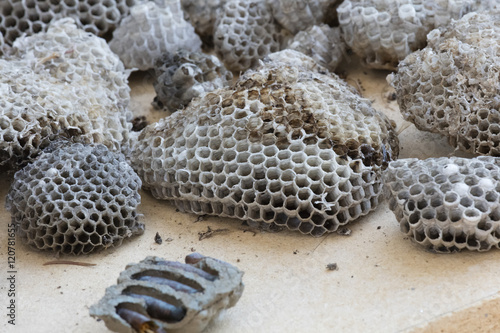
1 58 499 333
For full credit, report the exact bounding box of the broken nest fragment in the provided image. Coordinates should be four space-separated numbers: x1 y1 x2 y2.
152 50 233 112
389 12 500 155
90 253 244 333
131 50 399 237
384 157 500 252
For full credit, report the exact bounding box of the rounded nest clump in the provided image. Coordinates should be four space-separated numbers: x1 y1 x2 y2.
384 157 500 252
338 0 474 69
6 142 144 255
389 12 500 156
214 0 285 72
181 0 227 43
269 0 339 34
110 0 202 70
131 50 399 237
152 50 233 112
0 0 138 53
0 18 132 172
285 24 345 71
90 253 244 333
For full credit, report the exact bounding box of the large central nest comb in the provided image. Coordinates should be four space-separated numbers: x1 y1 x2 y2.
131 50 399 236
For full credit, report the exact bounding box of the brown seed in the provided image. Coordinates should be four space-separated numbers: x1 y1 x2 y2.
127 294 186 323
136 276 200 293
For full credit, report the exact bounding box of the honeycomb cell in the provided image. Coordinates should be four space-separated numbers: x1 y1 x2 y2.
389 12 500 156
6 142 144 255
131 50 399 236
90 253 244 333
384 156 500 252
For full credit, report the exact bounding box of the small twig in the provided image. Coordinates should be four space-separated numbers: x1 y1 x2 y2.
193 215 207 223
198 226 229 241
397 122 412 135
43 260 96 267
240 228 257 236
39 52 60 64
311 233 330 254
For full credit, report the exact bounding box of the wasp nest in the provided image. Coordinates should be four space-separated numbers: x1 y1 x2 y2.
181 0 226 43
285 24 345 71
0 0 138 52
131 50 399 237
5 142 144 255
90 253 244 333
384 157 500 252
0 18 131 171
152 50 233 112
110 0 202 70
269 0 339 34
214 0 284 72
389 12 500 156
338 0 474 69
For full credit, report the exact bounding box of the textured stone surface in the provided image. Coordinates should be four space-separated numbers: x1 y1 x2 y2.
389 12 500 156
0 18 131 171
131 50 399 236
6 142 143 255
384 157 500 252
90 253 244 333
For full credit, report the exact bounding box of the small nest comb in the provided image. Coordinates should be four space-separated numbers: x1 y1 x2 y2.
389 12 500 155
384 157 500 252
6 142 144 255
